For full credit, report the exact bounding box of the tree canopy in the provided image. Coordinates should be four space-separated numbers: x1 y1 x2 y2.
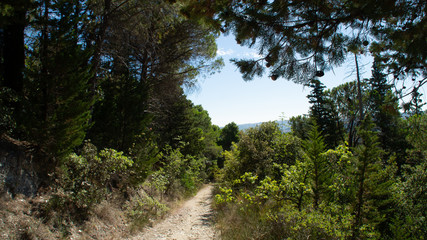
182 0 426 101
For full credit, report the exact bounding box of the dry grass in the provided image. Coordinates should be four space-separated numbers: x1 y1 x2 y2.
74 200 129 239
0 193 59 239
0 190 132 239
0 186 184 239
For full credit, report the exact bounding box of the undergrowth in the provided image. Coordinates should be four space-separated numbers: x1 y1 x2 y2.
1 141 210 239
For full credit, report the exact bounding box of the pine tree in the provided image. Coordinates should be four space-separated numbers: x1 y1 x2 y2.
24 0 95 159
0 0 32 135
289 115 312 140
351 118 396 239
183 0 426 93
307 79 342 148
88 72 150 151
303 122 328 209
367 62 409 166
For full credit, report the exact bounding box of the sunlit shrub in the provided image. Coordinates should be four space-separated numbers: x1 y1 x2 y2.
159 145 206 198
125 188 169 233
45 142 133 220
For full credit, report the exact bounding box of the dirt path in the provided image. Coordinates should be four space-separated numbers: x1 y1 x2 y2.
130 185 218 240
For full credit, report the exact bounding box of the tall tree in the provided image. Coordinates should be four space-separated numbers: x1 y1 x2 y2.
182 0 426 97
218 122 240 151
289 114 312 140
351 118 396 239
367 62 409 164
217 121 240 168
0 0 32 134
86 0 221 150
307 79 342 148
302 123 327 209
23 0 94 159
88 72 150 151
327 81 368 147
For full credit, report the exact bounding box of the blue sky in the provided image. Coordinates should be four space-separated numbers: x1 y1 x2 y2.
186 35 373 127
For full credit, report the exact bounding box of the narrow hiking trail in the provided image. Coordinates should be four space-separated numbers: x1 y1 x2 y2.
130 185 218 240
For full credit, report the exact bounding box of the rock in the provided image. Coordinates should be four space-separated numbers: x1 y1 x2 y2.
0 134 40 197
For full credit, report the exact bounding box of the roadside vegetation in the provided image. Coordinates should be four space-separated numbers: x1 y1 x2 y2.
1 0 426 239
213 78 426 239
1 0 222 238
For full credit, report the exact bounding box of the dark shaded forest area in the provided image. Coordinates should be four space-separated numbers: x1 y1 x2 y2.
1 0 426 239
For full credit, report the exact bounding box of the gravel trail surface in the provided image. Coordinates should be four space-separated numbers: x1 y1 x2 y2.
131 185 218 240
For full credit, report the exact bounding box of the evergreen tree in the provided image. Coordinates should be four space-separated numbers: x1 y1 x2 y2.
327 81 368 147
24 0 94 160
367 62 409 166
302 122 328 209
307 79 342 148
183 0 426 94
88 72 150 151
393 115 427 238
351 118 396 239
289 114 312 140
218 122 240 151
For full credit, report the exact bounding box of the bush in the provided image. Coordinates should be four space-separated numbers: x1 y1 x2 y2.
45 142 133 222
214 174 354 240
125 188 169 233
159 145 206 198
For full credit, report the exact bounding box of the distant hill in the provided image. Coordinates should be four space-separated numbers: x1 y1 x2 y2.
237 120 291 132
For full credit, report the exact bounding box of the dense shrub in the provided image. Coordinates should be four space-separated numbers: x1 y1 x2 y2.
159 145 207 198
214 119 419 239
125 188 169 233
44 142 133 223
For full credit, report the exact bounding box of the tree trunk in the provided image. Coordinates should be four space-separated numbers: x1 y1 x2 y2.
355 53 364 122
2 7 26 93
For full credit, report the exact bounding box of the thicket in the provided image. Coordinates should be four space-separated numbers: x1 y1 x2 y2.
0 0 223 237
214 81 426 239
1 0 426 239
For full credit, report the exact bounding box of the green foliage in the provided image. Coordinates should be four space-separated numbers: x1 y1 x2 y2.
218 142 241 183
127 130 161 186
152 93 221 165
88 74 151 151
157 144 207 197
289 115 311 140
125 189 169 233
218 122 240 151
392 159 427 239
0 87 17 134
184 0 426 95
215 165 354 239
367 63 409 163
322 145 354 206
351 118 397 239
19 0 96 160
214 115 412 239
303 123 328 209
307 79 343 148
405 114 427 163
25 43 94 159
327 81 368 147
48 142 133 218
272 130 305 167
235 122 281 178
390 114 427 239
